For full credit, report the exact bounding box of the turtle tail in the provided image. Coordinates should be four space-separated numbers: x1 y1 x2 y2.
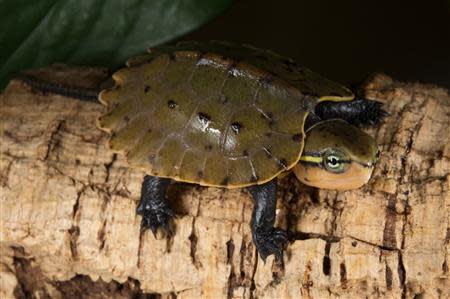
15 70 115 103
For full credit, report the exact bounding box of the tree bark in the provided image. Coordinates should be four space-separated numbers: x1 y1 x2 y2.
0 66 449 299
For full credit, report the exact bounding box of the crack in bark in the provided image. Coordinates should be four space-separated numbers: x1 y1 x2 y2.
0 159 13 188
98 219 108 251
383 195 398 249
226 237 237 298
136 228 145 269
103 153 117 185
348 235 399 251
42 120 65 161
67 225 80 260
322 242 331 276
226 239 237 299
188 218 199 269
339 262 348 289
290 231 341 243
385 261 393 290
72 187 84 220
322 193 342 276
248 243 258 299
97 193 111 252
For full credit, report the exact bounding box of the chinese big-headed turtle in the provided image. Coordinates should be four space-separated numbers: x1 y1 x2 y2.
20 41 385 261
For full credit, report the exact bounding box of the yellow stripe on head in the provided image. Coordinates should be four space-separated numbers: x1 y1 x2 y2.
299 155 323 164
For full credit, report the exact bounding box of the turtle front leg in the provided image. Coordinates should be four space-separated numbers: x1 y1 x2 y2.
315 97 387 126
137 175 175 237
247 179 288 262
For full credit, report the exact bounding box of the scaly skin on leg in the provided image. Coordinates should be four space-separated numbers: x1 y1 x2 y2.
247 179 288 262
137 175 174 236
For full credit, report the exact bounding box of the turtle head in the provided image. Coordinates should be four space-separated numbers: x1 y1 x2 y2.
293 120 379 190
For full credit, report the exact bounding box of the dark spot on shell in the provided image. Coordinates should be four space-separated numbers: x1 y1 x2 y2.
221 176 229 186
303 177 310 182
292 133 303 142
124 116 130 122
204 144 213 151
144 85 150 93
168 100 177 109
197 171 203 179
242 150 249 156
265 132 272 137
250 174 258 182
230 122 242 134
278 158 288 170
198 112 210 125
75 159 80 165
147 128 152 133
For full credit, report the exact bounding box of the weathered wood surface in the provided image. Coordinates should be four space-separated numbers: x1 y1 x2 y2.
0 66 449 299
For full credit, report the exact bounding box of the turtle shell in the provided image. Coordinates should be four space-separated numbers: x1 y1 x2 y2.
97 41 354 188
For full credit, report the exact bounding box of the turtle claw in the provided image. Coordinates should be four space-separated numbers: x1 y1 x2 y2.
138 203 175 238
254 228 288 262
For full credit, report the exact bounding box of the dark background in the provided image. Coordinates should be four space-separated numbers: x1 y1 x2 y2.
183 0 450 88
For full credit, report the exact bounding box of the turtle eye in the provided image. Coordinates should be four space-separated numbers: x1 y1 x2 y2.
323 150 346 173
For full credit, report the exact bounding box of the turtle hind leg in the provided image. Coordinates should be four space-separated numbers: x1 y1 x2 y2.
247 179 288 262
137 175 175 237
314 97 387 126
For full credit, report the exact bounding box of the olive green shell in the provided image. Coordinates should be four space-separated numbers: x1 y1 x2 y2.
97 41 354 188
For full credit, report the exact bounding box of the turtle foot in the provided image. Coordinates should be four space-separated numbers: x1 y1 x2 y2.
137 202 175 238
254 228 288 262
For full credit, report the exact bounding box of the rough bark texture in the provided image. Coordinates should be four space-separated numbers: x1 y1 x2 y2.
0 66 449 299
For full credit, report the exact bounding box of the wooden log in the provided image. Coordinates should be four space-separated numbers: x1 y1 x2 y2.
0 66 449 298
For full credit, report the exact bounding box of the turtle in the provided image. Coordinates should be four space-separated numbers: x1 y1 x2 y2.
19 41 385 262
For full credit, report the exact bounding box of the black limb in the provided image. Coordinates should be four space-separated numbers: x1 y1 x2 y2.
314 97 387 126
247 179 287 262
137 175 175 237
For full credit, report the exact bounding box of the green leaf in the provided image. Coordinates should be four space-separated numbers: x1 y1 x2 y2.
0 0 233 90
